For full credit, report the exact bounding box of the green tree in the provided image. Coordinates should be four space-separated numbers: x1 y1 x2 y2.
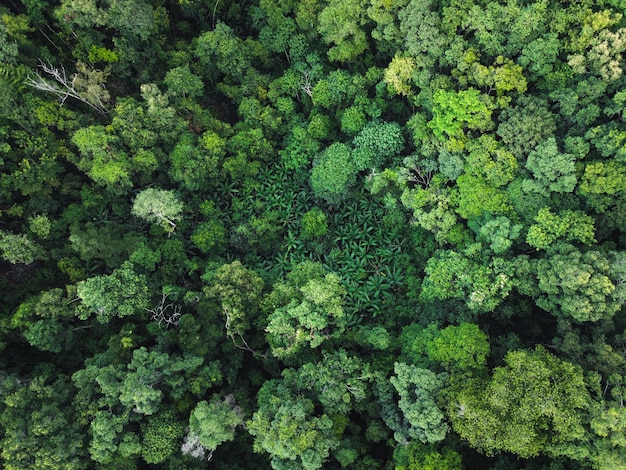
586 122 626 162
0 376 87 469
69 222 143 269
352 120 405 170
398 0 449 64
534 244 621 322
453 173 511 219
203 261 264 341
523 137 578 196
587 402 626 469
188 396 243 453
394 442 462 470
301 207 328 240
28 214 51 239
457 0 548 58
111 86 185 157
473 215 522 254
195 22 254 82
464 134 518 187
458 54 527 105
0 230 41 264
23 319 73 353
118 347 207 415
518 33 561 83
191 219 227 254
248 380 339 470
76 260 150 323
390 363 448 444
283 349 373 414
399 170 464 246
317 0 368 62
420 247 514 313
367 0 408 48
88 411 126 465
169 131 224 191
311 69 359 109
497 96 556 159
310 143 357 203
140 409 185 464
164 65 204 98
450 347 591 458
255 0 299 54
526 207 596 250
265 262 346 359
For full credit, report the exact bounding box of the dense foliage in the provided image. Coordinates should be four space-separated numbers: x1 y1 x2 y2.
1 0 626 468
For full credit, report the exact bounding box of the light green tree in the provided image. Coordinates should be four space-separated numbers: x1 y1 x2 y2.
301 207 328 240
450 347 591 458
132 188 183 234
400 323 489 373
426 323 490 372
473 216 522 254
71 126 131 192
384 54 416 96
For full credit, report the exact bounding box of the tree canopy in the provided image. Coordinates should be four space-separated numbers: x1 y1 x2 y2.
1 0 625 468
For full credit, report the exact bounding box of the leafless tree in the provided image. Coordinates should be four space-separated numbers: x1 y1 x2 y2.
407 165 433 188
181 432 212 460
25 60 109 115
301 72 313 97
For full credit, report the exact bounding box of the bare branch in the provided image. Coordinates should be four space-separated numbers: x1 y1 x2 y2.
146 293 182 328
